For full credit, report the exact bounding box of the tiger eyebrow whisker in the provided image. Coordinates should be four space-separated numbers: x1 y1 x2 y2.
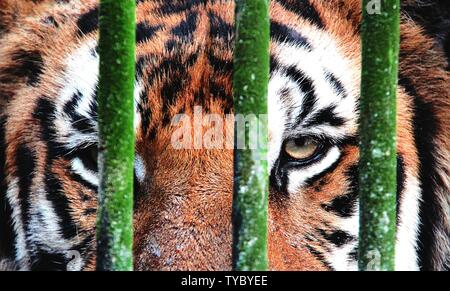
68 117 93 125
58 140 97 157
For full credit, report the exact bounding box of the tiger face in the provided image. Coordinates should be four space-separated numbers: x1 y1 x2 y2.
0 0 448 271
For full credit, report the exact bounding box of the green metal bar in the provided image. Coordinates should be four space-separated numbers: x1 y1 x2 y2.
232 0 270 271
96 0 136 271
359 0 400 271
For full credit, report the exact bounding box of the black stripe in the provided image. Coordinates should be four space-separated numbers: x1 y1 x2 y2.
304 233 332 253
325 71 347 98
208 12 233 42
30 251 69 271
396 155 405 225
322 164 358 218
154 52 199 125
165 39 178 53
209 80 232 112
63 90 82 114
171 11 198 41
64 91 95 133
147 55 187 85
88 89 98 119
159 0 210 14
45 172 78 240
136 23 162 43
186 51 200 67
269 157 289 195
136 56 147 78
78 190 92 202
84 208 96 216
137 102 152 134
148 127 158 140
270 55 279 72
275 0 324 28
33 98 66 158
282 66 317 125
76 7 98 36
1 50 44 86
399 76 443 271
349 246 358 261
70 172 97 192
16 145 36 242
134 172 141 208
208 52 232 74
160 76 186 125
76 145 98 173
304 105 346 127
270 21 312 50
61 91 99 180
319 229 355 247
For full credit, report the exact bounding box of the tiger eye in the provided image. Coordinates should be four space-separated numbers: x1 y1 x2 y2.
284 138 319 160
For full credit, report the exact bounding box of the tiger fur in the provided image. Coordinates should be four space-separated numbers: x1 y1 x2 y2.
0 0 448 271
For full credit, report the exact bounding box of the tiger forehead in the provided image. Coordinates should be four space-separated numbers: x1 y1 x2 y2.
73 0 342 134
133 0 236 132
129 0 346 133
0 0 355 131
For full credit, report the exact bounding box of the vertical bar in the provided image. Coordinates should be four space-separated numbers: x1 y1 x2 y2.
232 0 270 271
96 0 136 271
359 0 400 271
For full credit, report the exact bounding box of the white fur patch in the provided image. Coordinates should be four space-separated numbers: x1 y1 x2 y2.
6 178 30 270
134 154 146 184
395 171 421 271
71 157 99 187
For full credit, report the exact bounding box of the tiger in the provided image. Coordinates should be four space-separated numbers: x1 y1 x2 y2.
0 0 448 271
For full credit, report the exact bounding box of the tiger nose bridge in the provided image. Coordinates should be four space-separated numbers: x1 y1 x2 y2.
142 152 234 270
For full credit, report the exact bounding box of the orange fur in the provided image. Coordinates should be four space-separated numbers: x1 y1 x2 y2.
0 0 448 270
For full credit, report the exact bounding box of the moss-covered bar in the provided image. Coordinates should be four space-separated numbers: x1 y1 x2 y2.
232 0 270 271
96 0 136 271
359 0 400 271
